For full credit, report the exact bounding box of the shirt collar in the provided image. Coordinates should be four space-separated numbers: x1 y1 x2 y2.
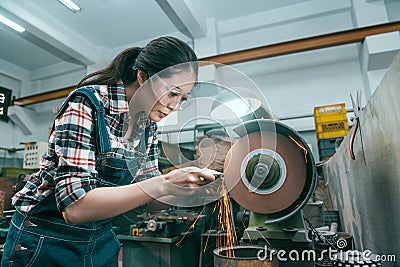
97 81 154 129
98 81 129 114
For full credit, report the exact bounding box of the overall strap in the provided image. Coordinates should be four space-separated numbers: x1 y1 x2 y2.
55 87 111 154
138 125 150 155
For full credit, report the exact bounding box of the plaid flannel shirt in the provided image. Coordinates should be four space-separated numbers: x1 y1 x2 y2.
13 82 161 212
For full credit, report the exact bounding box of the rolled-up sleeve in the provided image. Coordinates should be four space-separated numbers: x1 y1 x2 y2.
53 96 98 212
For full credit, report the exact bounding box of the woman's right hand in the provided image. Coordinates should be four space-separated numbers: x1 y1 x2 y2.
158 167 222 206
137 167 223 207
162 167 215 189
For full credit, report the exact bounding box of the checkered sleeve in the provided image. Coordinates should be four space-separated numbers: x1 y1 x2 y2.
53 96 98 212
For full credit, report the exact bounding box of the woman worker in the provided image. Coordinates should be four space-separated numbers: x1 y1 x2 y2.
1 36 214 267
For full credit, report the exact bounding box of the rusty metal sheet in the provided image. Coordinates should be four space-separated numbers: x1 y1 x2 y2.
322 52 400 267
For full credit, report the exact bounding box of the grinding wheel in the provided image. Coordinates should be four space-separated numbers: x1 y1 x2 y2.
223 120 316 220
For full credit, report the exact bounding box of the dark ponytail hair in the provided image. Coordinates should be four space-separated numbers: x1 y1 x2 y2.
77 36 198 88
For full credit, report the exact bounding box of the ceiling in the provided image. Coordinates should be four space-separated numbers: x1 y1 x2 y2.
0 0 309 72
0 0 399 89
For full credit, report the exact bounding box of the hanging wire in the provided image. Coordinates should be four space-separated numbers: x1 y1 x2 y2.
304 217 338 250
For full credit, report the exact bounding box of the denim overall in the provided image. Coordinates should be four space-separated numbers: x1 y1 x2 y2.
1 87 147 267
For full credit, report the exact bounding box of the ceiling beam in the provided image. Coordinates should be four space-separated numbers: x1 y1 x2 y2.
218 0 351 36
13 86 75 106
12 21 400 106
155 0 206 38
0 1 97 65
202 21 400 65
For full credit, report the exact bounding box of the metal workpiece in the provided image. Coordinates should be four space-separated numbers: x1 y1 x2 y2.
214 246 279 267
322 52 400 266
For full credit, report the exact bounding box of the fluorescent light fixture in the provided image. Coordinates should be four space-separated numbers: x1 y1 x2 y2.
0 15 25 33
57 0 81 12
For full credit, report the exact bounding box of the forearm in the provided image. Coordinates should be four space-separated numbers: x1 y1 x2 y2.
63 176 165 225
62 166 215 225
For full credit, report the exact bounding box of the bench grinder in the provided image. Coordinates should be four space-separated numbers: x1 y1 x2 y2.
223 119 317 266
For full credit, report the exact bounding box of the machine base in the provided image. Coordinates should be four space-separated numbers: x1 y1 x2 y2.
241 211 314 267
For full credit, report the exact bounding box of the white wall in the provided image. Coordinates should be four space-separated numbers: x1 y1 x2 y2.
253 59 363 121
385 0 400 22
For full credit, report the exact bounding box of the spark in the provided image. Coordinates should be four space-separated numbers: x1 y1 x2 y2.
176 206 205 247
203 223 213 253
256 230 273 247
240 217 252 245
215 182 237 257
177 180 238 258
203 184 222 253
289 135 308 163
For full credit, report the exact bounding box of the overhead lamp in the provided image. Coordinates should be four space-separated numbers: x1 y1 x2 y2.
57 0 81 13
0 15 25 33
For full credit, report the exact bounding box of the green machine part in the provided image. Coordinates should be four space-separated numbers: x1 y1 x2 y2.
243 211 310 245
